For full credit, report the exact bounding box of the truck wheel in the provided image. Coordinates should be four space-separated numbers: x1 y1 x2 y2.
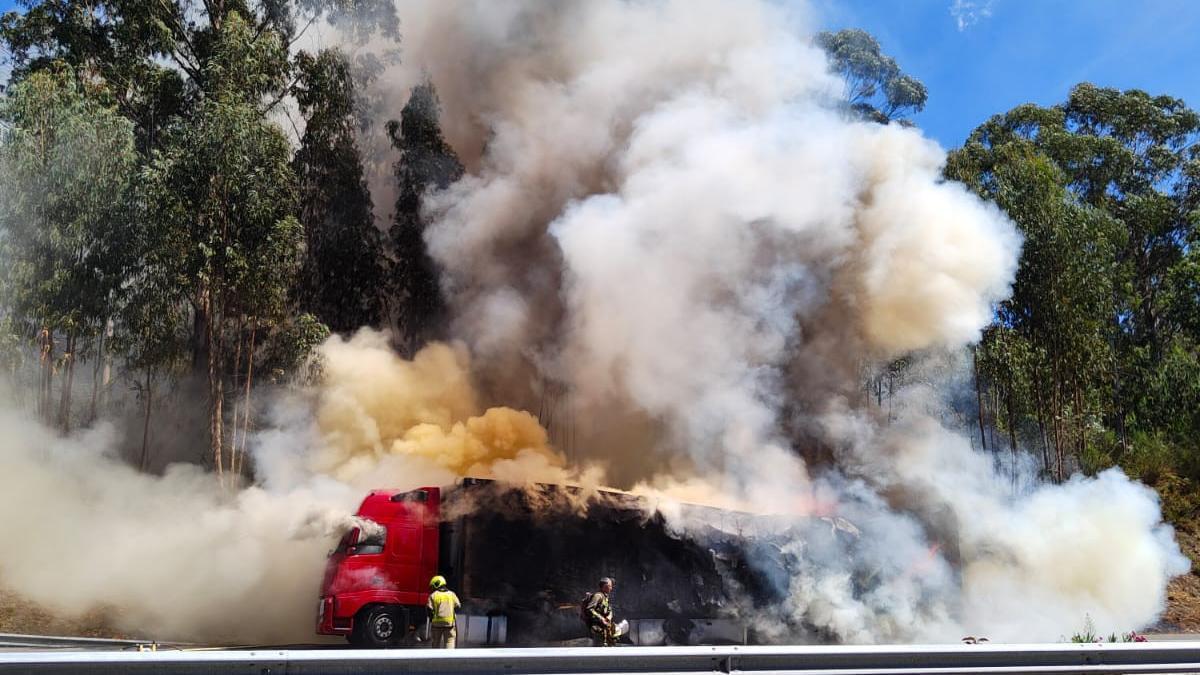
351 605 400 648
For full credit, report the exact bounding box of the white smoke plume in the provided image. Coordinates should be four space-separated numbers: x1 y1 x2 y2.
0 335 597 643
0 0 1186 646
0 405 356 642
354 0 1186 642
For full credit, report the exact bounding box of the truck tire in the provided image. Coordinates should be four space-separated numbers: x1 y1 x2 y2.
351 605 401 648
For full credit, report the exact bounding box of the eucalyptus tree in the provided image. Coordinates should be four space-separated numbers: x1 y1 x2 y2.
140 12 301 478
293 48 385 335
949 84 1200 479
0 67 136 429
815 28 928 124
2 1 399 474
388 82 463 356
1 0 397 147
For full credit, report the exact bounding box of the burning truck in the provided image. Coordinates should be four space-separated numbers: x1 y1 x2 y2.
316 478 905 647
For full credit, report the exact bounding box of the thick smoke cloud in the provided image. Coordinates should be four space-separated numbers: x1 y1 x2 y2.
0 0 1186 645
0 406 352 642
362 0 1185 641
386 0 1022 484
296 330 602 489
0 334 597 643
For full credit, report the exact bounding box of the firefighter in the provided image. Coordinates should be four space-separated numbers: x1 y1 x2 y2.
583 577 616 646
427 575 461 649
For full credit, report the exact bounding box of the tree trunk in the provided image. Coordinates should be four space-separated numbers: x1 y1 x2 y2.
101 318 113 411
973 347 987 451
206 292 225 481
1033 373 1051 475
89 328 105 424
192 297 210 377
139 368 154 472
38 327 53 422
229 317 245 475
1074 380 1086 468
1052 381 1064 483
210 0 227 29
233 321 257 479
988 388 999 453
1006 383 1018 457
1005 373 1018 492
58 332 76 432
1109 295 1128 453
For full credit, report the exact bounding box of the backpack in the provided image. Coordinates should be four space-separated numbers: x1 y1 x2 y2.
579 591 596 625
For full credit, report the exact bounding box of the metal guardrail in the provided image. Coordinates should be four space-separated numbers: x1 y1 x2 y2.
2 643 1200 674
0 632 166 650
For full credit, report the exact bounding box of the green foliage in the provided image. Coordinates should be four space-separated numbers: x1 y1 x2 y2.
0 67 136 332
0 0 398 152
292 48 385 333
0 317 22 376
1120 432 1174 485
1115 433 1199 521
816 29 928 123
949 83 1200 494
0 1 406 472
388 82 463 355
142 99 300 326
0 66 137 425
1166 247 1200 337
135 11 305 470
259 312 330 385
951 129 1119 479
1077 431 1117 477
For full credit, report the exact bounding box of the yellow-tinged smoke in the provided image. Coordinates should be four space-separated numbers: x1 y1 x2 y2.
392 408 551 475
0 330 603 645
310 330 594 488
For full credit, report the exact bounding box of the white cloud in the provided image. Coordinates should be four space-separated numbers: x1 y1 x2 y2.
950 0 995 31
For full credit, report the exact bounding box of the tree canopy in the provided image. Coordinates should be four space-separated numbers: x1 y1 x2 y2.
947 84 1200 511
0 0 405 475
816 28 928 124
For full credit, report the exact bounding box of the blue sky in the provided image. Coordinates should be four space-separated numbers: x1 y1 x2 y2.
3 0 1199 149
809 0 1200 148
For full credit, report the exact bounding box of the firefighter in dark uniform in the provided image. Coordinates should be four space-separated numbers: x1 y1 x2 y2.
583 577 616 646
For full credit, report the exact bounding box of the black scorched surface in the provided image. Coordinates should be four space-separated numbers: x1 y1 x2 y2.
436 480 767 643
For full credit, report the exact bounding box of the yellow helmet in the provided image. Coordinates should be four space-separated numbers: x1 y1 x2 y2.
429 575 447 590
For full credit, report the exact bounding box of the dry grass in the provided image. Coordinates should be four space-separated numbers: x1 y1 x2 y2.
1162 523 1200 632
0 588 125 639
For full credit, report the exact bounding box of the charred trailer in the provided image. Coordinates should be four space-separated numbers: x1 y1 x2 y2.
316 478 766 647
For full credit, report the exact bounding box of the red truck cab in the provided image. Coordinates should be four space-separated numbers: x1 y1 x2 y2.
317 488 440 647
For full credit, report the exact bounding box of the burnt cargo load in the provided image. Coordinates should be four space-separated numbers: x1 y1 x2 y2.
317 478 856 647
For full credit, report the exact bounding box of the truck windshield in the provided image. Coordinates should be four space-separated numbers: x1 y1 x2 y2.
333 522 387 556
